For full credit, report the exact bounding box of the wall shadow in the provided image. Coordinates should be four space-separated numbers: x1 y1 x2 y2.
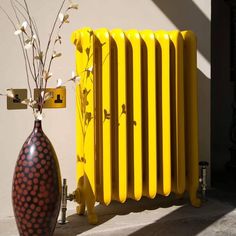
152 0 211 176
152 0 233 180
152 0 210 62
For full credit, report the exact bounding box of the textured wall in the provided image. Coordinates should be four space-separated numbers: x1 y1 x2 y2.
0 0 211 218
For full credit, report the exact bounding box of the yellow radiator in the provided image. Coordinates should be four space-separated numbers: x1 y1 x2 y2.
71 28 201 224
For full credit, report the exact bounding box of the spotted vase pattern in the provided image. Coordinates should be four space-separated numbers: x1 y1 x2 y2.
12 120 62 236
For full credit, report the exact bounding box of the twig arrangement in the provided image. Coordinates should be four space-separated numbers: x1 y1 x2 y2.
0 0 79 120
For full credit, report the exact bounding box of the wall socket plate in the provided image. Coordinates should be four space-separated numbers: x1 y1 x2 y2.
34 87 66 109
7 89 28 110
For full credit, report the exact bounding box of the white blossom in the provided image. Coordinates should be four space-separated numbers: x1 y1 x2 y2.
34 51 44 61
6 88 15 98
75 76 81 83
43 70 53 80
52 51 62 58
59 13 64 22
24 41 33 50
41 91 53 101
44 91 53 101
71 71 81 83
14 21 28 35
69 3 79 10
24 34 37 50
41 91 45 99
21 98 37 107
56 78 63 88
58 13 69 24
86 66 93 73
34 111 44 121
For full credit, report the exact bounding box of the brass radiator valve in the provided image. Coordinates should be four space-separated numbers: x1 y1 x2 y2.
199 161 209 201
58 179 78 224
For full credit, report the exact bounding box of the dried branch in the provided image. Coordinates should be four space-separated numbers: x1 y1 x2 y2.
43 0 66 70
22 0 38 83
0 0 79 119
14 0 41 53
0 3 34 100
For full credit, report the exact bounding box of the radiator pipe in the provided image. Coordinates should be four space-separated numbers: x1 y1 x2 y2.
199 161 209 201
58 179 76 224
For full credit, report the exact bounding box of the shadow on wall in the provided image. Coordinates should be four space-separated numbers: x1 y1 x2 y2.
152 0 211 165
152 0 210 62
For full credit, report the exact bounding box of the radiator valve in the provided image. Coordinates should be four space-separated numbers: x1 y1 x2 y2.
199 161 209 201
58 178 76 224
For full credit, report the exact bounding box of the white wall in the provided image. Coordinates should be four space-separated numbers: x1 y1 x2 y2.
0 0 211 219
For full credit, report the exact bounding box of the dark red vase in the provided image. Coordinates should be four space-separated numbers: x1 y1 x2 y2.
12 120 62 236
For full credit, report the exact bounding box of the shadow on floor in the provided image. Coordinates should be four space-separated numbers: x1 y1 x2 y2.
54 195 186 235
211 170 236 204
129 197 234 235
54 191 236 236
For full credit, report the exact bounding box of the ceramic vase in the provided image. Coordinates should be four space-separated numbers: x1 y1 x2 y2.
12 120 62 236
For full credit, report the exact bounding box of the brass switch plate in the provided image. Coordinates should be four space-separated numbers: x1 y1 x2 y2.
34 87 66 109
7 89 27 110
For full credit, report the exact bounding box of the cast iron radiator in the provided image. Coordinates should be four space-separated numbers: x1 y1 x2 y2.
71 28 200 224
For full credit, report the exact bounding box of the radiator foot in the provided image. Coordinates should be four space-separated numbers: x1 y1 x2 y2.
74 176 98 224
190 195 201 208
88 213 98 225
76 204 85 215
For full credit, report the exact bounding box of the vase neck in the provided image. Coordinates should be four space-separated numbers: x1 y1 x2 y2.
34 120 42 132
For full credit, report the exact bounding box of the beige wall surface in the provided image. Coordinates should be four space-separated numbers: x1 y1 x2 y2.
0 0 211 219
